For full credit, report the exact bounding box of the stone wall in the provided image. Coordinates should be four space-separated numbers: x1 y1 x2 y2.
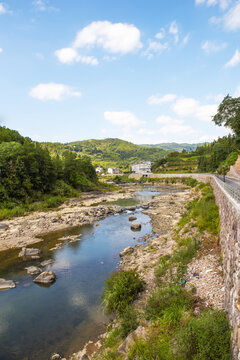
129 172 240 358
210 176 240 360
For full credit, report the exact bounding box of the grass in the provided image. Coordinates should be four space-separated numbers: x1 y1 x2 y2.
102 270 145 315
177 309 231 360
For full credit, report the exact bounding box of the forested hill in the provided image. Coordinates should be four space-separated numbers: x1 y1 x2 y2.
0 126 98 218
143 142 206 152
42 138 168 170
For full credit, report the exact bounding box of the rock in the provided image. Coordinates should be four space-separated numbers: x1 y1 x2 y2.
0 223 9 231
25 266 42 276
142 204 149 209
52 218 58 223
128 206 136 211
51 354 62 360
131 222 141 230
117 326 147 355
40 259 54 267
0 278 16 290
129 216 137 221
120 246 134 258
34 271 56 284
194 307 201 317
19 247 41 257
79 355 89 360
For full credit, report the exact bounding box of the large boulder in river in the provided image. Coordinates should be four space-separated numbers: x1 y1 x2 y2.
120 246 134 258
0 278 16 290
34 271 56 284
129 216 137 221
25 266 42 276
19 247 41 257
131 222 141 231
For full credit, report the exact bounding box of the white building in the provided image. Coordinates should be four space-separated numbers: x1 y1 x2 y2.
108 167 121 175
96 167 104 174
131 161 152 174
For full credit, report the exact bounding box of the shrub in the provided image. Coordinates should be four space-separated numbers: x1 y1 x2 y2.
128 333 173 360
102 270 145 315
120 305 139 338
146 286 192 326
177 309 231 360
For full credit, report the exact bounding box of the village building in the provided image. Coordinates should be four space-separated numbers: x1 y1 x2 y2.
96 167 104 174
107 167 121 175
131 161 152 174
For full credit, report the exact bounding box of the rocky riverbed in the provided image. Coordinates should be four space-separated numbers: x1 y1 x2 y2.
70 185 225 360
0 185 145 252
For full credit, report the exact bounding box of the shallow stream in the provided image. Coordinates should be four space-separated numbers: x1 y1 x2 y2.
0 185 181 360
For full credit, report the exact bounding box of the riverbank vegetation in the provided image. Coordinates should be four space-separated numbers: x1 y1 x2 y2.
0 126 102 219
92 180 231 360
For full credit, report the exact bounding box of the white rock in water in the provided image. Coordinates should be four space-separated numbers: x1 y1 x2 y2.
34 271 56 284
0 278 16 290
19 247 41 257
40 259 54 267
25 266 42 276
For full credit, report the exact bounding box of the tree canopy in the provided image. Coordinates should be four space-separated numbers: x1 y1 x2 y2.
213 95 240 137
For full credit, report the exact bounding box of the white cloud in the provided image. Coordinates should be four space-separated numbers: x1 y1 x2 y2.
0 2 9 14
29 83 82 101
73 21 142 54
206 93 225 102
33 0 59 12
0 48 3 53
143 40 168 59
196 104 218 121
225 49 240 67
224 1 240 30
155 28 165 39
147 93 177 105
54 47 98 65
173 98 199 117
156 115 198 136
173 97 218 121
169 21 179 43
195 0 232 10
104 111 144 127
201 40 227 54
182 33 190 46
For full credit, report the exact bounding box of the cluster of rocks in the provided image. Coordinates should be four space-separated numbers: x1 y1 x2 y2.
185 253 224 309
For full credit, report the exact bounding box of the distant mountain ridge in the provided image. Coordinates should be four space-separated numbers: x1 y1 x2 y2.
41 138 168 171
142 142 207 152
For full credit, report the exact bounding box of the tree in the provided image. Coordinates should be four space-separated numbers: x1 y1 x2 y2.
213 95 240 137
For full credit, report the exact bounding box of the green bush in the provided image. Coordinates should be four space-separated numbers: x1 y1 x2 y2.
120 305 139 338
128 333 173 360
146 286 192 326
102 270 145 315
177 310 231 360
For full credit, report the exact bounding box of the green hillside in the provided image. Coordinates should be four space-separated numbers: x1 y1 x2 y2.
143 142 206 152
42 138 168 171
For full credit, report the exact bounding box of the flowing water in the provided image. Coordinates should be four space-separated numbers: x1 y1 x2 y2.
0 186 181 360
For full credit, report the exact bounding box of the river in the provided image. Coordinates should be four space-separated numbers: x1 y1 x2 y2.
0 185 180 360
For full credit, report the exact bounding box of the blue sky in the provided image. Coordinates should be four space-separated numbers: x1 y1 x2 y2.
0 0 240 144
